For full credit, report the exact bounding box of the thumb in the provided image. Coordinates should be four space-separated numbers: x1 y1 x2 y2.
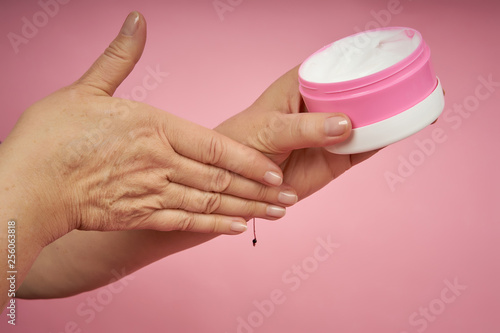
76 11 147 96
265 112 352 152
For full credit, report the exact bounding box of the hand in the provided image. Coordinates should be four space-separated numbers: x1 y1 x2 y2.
0 12 295 248
216 65 378 200
11 17 379 302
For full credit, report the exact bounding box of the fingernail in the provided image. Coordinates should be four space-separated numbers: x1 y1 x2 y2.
278 191 298 205
325 117 348 137
120 11 140 36
266 205 286 218
264 171 283 186
230 220 247 233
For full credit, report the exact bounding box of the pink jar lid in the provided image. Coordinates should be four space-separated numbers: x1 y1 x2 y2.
299 27 438 129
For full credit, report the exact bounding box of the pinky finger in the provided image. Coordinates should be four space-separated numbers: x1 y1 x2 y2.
141 210 248 235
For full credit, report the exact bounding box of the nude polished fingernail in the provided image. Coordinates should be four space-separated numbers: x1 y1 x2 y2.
266 205 286 218
324 117 348 137
264 171 283 186
278 191 298 205
230 221 247 233
120 11 140 36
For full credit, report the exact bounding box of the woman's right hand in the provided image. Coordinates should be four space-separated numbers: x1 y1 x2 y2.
0 12 296 248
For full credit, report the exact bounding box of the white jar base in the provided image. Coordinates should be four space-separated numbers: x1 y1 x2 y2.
326 79 445 155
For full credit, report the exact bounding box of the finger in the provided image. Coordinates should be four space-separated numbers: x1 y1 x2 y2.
76 11 147 96
168 155 298 206
222 176 298 207
160 182 288 220
166 114 284 187
142 210 249 235
258 112 353 152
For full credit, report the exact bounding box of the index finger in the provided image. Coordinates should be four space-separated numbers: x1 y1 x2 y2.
165 113 284 187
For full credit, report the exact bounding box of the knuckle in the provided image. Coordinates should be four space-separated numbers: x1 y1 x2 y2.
177 212 197 232
207 216 221 234
210 169 232 193
255 184 270 202
256 126 275 149
239 200 259 218
290 115 308 139
255 114 288 152
200 193 222 214
269 113 287 133
204 136 225 165
174 188 187 210
104 40 133 64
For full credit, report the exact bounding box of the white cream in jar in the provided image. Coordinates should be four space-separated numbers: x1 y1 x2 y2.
300 28 421 83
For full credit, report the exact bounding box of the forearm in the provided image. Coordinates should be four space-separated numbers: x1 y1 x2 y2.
0 210 44 310
18 229 218 298
0 142 49 310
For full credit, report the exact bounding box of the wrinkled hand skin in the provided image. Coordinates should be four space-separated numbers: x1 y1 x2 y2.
7 90 177 241
0 12 296 308
1 11 293 246
217 65 378 200
19 89 188 233
5 83 289 244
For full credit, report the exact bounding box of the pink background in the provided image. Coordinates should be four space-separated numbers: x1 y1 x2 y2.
1 0 499 332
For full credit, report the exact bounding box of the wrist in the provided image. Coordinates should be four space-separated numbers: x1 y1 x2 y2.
0 143 52 309
0 140 65 249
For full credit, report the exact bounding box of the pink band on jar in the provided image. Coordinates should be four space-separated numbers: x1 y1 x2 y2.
298 27 445 154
